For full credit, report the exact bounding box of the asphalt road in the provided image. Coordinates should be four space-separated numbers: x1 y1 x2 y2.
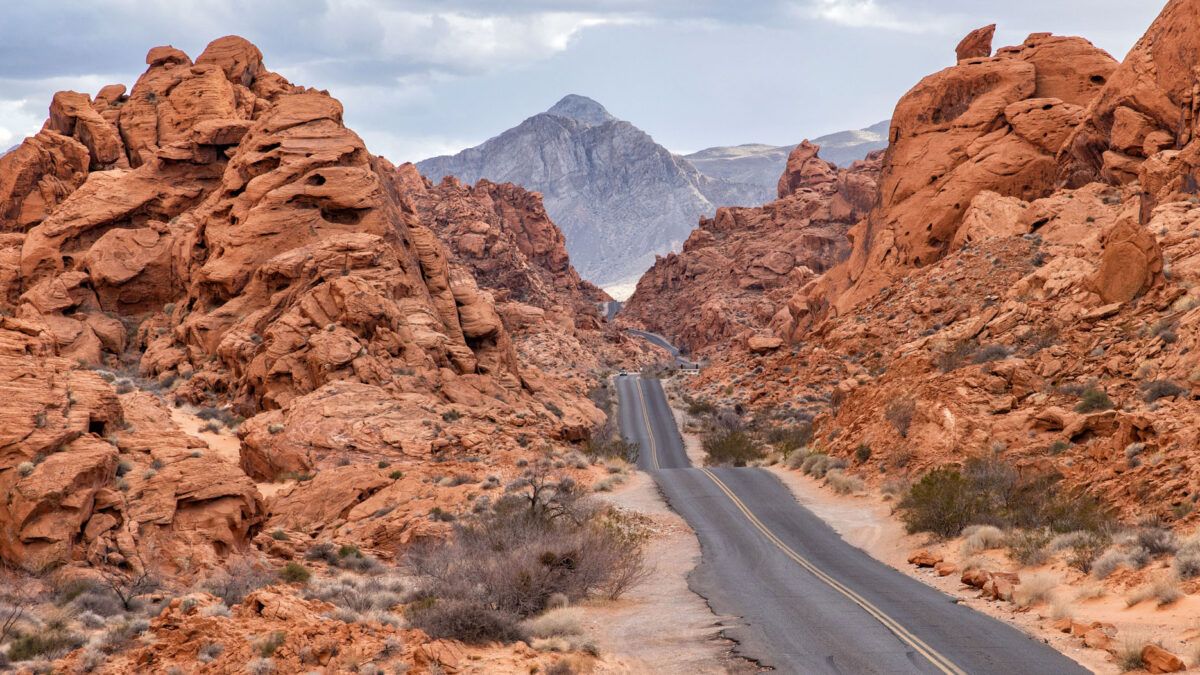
626 329 699 369
614 372 1088 674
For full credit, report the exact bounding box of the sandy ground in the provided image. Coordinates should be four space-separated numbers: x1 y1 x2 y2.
169 404 287 500
589 471 756 673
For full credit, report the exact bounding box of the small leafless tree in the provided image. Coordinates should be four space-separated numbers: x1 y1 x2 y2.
97 503 160 611
0 563 39 643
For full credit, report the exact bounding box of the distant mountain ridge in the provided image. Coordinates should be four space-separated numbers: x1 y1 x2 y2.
683 120 890 199
418 95 770 287
417 96 889 288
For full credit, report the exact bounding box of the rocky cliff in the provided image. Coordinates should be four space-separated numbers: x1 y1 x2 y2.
0 37 618 581
417 95 766 288
662 9 1200 537
622 142 880 354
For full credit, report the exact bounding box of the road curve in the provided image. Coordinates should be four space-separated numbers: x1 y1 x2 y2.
625 329 699 369
616 372 1088 674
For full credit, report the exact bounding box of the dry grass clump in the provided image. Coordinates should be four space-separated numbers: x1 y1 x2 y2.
1012 572 1057 608
1125 575 1183 607
960 525 1005 555
1115 635 1149 672
305 573 406 624
521 608 583 639
825 469 863 495
801 453 847 479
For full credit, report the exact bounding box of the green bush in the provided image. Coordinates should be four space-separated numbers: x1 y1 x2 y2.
898 456 1114 539
1075 387 1114 413
8 631 85 662
702 429 762 467
898 468 980 537
279 562 311 584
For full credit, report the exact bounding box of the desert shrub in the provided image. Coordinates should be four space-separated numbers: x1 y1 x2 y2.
1007 530 1053 566
279 563 310 584
1049 531 1110 572
685 397 716 417
1141 379 1185 403
1092 548 1134 580
305 542 338 565
885 399 915 438
407 464 648 641
71 588 124 617
582 422 638 463
825 470 863 495
1115 637 1147 672
801 453 846 479
255 631 286 658
408 599 526 644
202 556 275 606
197 643 224 663
961 525 1005 555
8 631 85 661
521 608 583 638
305 575 404 616
1126 576 1182 607
765 424 812 456
702 429 762 466
898 455 1112 540
1013 572 1057 608
247 657 274 675
1173 549 1200 580
1136 525 1178 556
897 468 979 537
855 444 873 464
101 618 149 651
1075 386 1114 413
936 340 977 373
972 344 1009 364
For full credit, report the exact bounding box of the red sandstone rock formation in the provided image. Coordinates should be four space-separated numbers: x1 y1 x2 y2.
622 143 880 353
778 31 1120 337
0 36 607 576
955 24 995 61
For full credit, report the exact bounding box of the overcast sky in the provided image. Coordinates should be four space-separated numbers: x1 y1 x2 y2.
0 1 1166 161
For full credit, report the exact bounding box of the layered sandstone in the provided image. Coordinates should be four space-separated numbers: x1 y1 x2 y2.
0 36 607 578
622 142 880 353
779 32 1120 336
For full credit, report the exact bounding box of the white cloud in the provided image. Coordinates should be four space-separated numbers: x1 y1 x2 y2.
799 0 945 33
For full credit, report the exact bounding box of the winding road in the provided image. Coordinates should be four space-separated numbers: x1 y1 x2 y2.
614 372 1088 674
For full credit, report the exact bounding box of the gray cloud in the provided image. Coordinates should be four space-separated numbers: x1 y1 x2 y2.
0 1 1169 162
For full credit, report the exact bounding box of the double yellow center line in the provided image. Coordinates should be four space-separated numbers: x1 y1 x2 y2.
634 376 660 470
698 468 966 675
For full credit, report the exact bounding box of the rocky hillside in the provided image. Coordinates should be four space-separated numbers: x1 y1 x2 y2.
683 120 889 189
659 6 1200 536
622 142 880 354
0 29 627 605
417 95 766 288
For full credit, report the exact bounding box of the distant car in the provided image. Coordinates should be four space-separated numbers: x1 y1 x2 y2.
618 370 629 376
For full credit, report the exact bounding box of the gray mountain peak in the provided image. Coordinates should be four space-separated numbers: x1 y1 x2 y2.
545 94 616 126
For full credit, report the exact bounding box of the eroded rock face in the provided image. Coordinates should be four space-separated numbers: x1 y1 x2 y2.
783 32 1119 334
0 35 608 574
956 24 995 61
1060 0 1200 191
622 145 880 353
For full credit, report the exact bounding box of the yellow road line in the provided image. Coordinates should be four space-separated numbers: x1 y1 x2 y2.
699 468 966 675
635 377 660 471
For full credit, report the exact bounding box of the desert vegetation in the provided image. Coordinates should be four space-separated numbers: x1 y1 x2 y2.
405 461 649 644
